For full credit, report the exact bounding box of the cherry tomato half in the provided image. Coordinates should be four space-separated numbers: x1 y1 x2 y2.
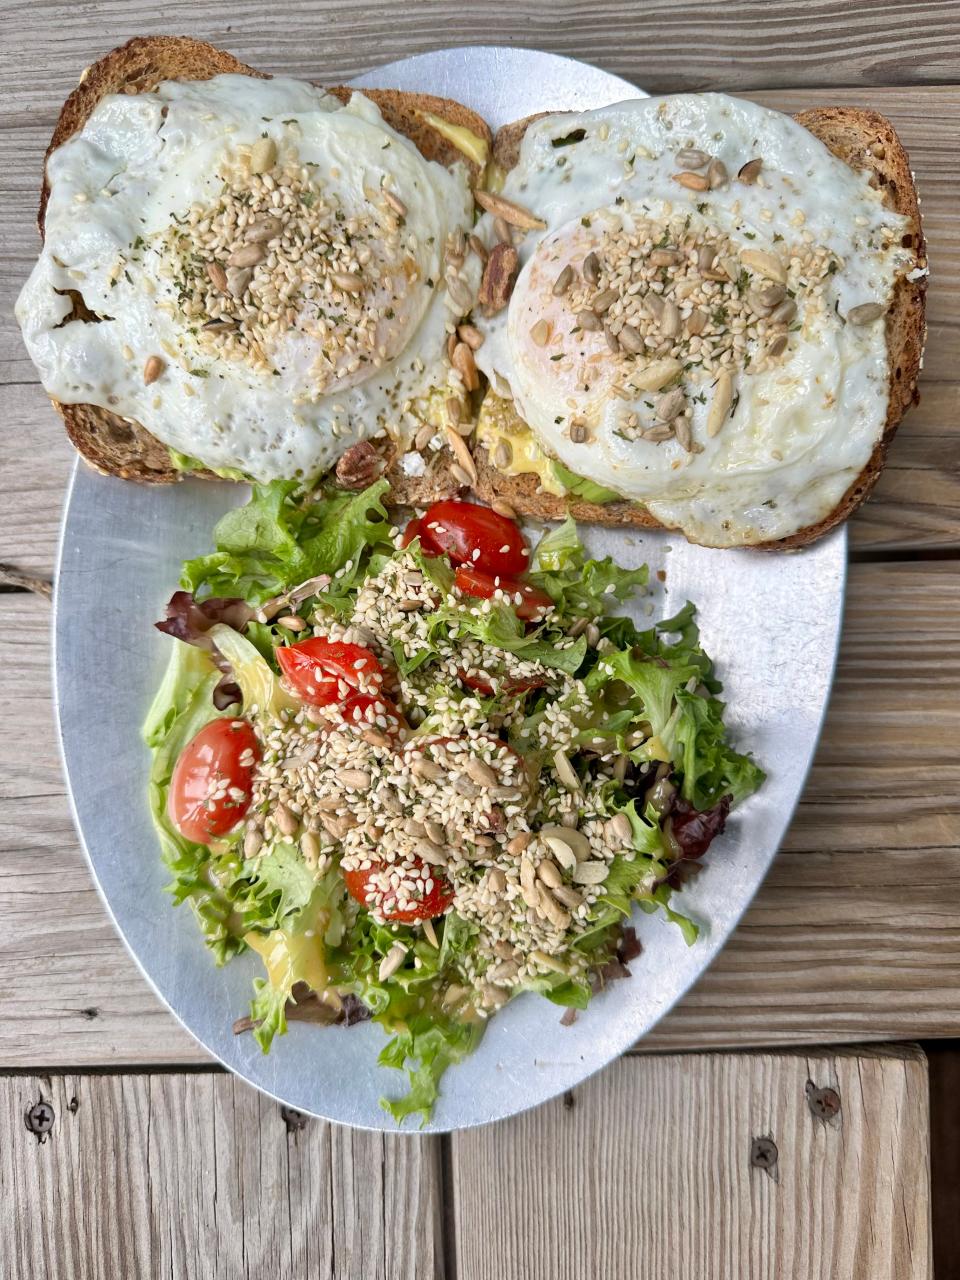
419 500 529 575
454 565 554 622
343 859 454 923
400 517 440 555
339 691 408 739
169 718 260 845
459 669 547 698
277 638 383 706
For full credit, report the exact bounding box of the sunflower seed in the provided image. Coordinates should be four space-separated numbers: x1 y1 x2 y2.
491 499 518 520
228 242 266 269
275 614 306 631
552 884 584 910
583 252 601 285
451 341 479 392
205 261 228 292
244 215 283 243
770 298 798 325
569 420 590 444
143 355 165 385
530 318 551 346
487 867 507 895
585 622 601 647
331 271 364 294
656 387 686 422
609 812 634 848
543 835 577 871
475 189 546 230
468 233 488 263
707 158 728 188
686 308 707 335
577 309 602 332
275 804 298 837
493 216 512 244
719 256 741 283
465 757 498 787
378 943 407 981
341 769 371 790
445 272 473 312
592 287 619 314
698 243 718 273
642 424 675 443
301 831 322 868
202 319 238 333
630 357 683 390
617 324 645 354
740 248 786 283
848 302 885 325
553 264 574 295
660 298 681 338
506 832 532 856
676 146 710 169
493 440 512 469
674 418 693 452
538 887 571 930
708 369 734 437
422 918 439 948
553 749 580 792
537 858 563 888
674 171 710 191
412 757 443 781
520 856 537 892
643 291 665 321
243 827 263 858
649 248 681 267
442 984 470 1008
604 325 621 353
482 984 510 1008
765 333 789 359
383 189 408 217
446 426 478 483
226 266 253 298
738 157 763 184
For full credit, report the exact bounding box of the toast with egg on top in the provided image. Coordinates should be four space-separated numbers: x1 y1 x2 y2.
27 34 491 496
464 101 926 549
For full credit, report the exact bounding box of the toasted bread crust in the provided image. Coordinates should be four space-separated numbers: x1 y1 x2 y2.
476 103 927 549
34 36 490 486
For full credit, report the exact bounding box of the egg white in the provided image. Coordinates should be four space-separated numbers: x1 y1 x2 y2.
17 75 478 481
475 94 917 545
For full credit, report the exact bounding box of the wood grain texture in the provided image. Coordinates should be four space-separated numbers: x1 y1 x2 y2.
450 1047 932 1280
1 556 958 1066
0 1071 443 1279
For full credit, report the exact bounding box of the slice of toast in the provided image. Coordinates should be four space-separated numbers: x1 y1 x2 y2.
33 35 491 487
473 105 926 549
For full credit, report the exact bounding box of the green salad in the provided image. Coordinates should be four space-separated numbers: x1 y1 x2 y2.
145 479 763 1123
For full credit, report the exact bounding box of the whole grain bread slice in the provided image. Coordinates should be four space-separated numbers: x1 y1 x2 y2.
474 105 926 549
35 35 491 486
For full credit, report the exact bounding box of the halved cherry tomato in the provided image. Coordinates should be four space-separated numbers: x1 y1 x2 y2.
343 859 454 923
169 718 260 845
454 565 554 621
459 669 547 698
419 500 529 575
277 638 383 706
339 691 408 739
401 517 438 553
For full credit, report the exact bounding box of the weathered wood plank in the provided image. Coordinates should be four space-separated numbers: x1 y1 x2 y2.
450 1047 932 1280
0 1071 443 1279
1 557 958 1065
2 0 959 129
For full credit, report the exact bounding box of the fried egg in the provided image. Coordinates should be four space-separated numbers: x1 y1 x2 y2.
17 75 479 480
474 94 918 545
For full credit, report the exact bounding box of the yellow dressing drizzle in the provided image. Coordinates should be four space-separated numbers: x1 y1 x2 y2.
475 392 566 496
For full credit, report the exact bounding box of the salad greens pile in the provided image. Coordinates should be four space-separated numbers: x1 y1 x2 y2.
145 479 763 1122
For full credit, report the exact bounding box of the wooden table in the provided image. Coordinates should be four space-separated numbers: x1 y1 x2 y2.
1 5 955 1276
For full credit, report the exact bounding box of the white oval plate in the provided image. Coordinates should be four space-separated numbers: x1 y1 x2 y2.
54 46 845 1132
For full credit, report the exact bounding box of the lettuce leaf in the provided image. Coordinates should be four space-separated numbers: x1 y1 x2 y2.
379 1013 484 1125
530 517 648 618
552 461 621 504
182 477 392 603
